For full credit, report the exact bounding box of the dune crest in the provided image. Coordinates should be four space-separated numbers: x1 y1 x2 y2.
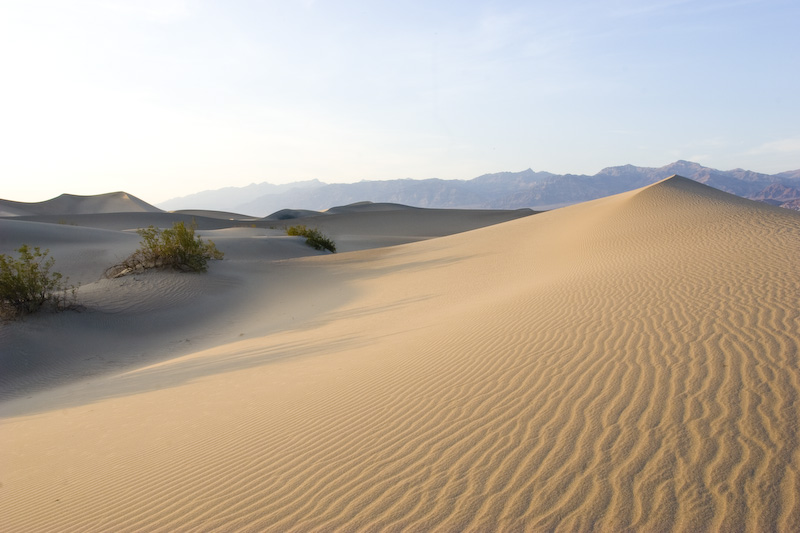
2 177 799 531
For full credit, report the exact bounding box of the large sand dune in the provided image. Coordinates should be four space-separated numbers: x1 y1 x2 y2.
1 176 799 531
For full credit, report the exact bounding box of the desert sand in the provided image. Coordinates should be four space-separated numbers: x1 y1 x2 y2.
1 176 799 531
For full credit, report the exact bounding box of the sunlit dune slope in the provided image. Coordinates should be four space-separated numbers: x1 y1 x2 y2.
2 176 799 531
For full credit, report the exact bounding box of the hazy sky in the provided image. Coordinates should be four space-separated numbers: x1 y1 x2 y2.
1 0 798 203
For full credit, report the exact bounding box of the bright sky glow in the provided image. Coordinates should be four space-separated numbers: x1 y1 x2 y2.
1 0 798 203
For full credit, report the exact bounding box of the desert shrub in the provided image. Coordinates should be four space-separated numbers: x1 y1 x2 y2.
107 221 223 277
0 245 76 318
286 225 336 253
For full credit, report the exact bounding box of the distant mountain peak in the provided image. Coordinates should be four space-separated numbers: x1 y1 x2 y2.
665 160 706 171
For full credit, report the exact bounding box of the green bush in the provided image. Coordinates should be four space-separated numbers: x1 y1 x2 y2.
0 245 76 318
107 221 223 277
286 225 336 253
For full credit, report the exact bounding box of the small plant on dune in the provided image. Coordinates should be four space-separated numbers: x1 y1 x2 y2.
286 225 336 253
106 220 223 277
0 245 77 319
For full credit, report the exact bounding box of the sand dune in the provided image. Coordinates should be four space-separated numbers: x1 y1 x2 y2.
325 201 420 213
6 205 533 253
171 209 261 221
0 191 161 217
7 212 251 232
268 201 539 251
1 176 799 531
0 203 533 399
294 205 538 251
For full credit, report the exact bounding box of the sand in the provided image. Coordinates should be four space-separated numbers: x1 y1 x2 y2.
1 176 799 531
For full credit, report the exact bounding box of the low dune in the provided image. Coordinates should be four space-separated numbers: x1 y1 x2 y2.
1 176 799 531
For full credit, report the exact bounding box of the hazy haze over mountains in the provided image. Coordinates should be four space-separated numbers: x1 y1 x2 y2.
158 161 800 216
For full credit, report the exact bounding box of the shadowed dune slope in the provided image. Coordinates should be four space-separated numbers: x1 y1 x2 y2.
281 205 538 251
171 209 260 220
2 176 799 531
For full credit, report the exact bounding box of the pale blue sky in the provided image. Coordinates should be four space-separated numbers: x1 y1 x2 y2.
1 0 798 203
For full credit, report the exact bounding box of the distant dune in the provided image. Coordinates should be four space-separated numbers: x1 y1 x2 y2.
1 176 799 531
0 191 162 217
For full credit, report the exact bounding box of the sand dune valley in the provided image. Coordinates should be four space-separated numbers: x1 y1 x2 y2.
2 175 800 532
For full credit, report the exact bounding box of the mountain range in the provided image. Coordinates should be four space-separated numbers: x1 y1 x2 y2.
156 160 799 216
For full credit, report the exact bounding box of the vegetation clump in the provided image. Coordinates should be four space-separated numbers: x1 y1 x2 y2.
0 245 76 319
107 221 223 277
286 225 336 253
